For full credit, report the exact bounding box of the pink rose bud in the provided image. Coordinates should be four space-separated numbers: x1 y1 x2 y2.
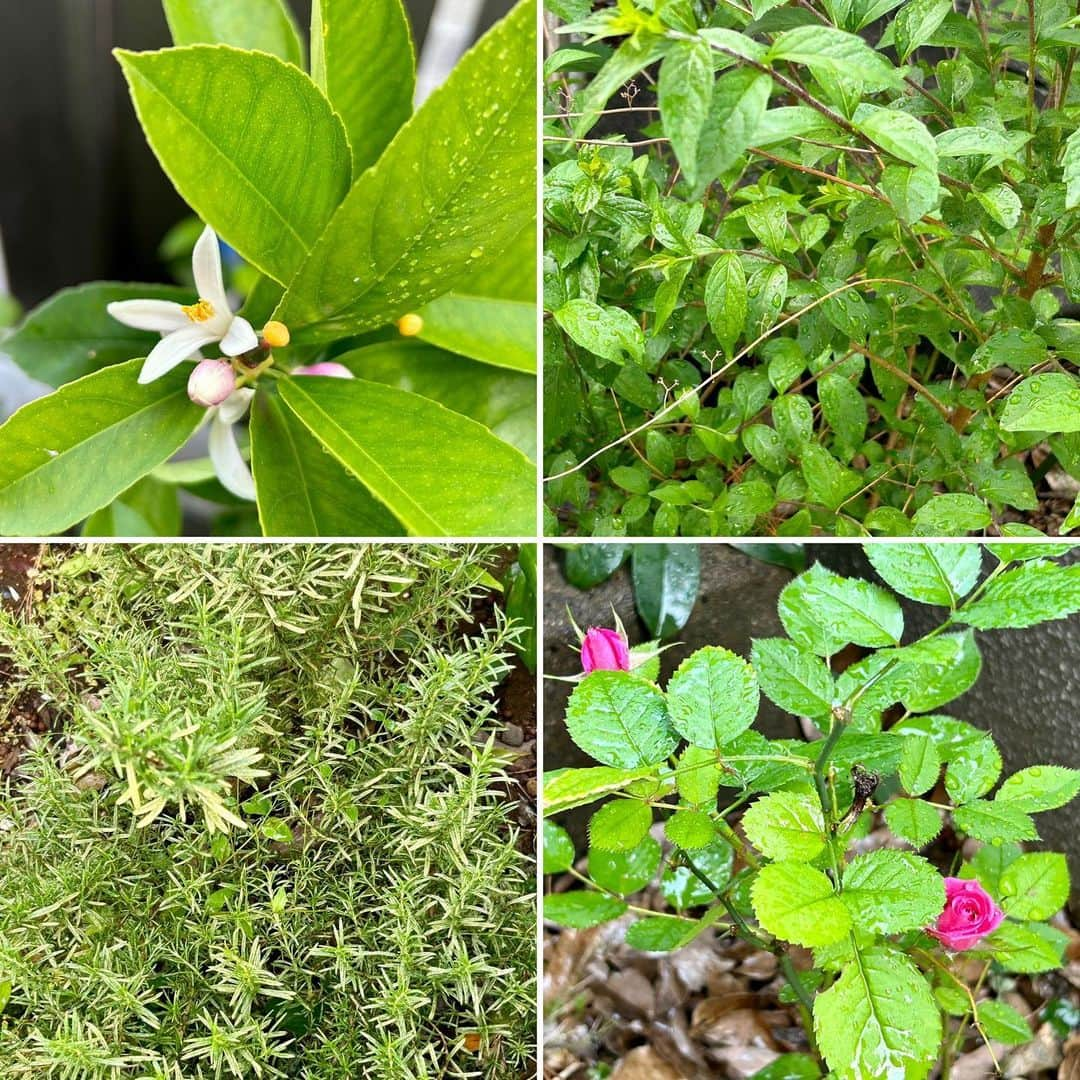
581 628 631 673
927 877 1005 952
292 362 354 379
187 359 236 407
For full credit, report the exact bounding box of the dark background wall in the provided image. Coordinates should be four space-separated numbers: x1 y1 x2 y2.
544 542 1080 908
0 0 514 308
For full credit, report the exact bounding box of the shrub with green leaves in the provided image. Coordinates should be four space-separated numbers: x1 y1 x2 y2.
544 0 1080 537
0 0 536 538
544 542 1080 1079
0 544 534 1078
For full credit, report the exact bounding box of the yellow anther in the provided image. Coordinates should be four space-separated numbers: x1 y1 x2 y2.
262 321 291 348
182 298 216 323
397 313 424 337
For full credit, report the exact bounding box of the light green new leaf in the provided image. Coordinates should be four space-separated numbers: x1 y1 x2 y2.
416 294 536 373
658 38 713 188
705 253 747 360
958 561 1080 629
880 164 940 225
554 300 644 364
853 103 938 172
572 34 668 138
944 735 1001 804
116 46 351 287
742 790 826 861
334 341 535 460
975 184 1022 229
750 638 834 717
865 542 982 607
751 861 850 947
676 746 721 807
899 735 941 796
912 494 991 535
162 0 304 66
564 672 679 769
276 0 535 341
988 922 1066 974
814 946 940 1080
778 563 904 655
995 765 1080 813
666 646 760 749
0 359 203 536
3 283 192 388
543 765 662 816
276 375 534 536
250 390 402 537
800 444 861 512
841 850 945 934
311 0 414 174
953 800 1038 843
665 809 717 850
589 799 652 852
1000 373 1080 433
884 798 942 847
999 852 1070 920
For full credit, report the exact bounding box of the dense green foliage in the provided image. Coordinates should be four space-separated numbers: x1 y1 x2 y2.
544 542 1080 1078
544 0 1080 536
0 545 534 1078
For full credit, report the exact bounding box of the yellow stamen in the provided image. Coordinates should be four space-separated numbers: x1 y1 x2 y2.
397 313 424 337
182 298 216 323
262 321 291 348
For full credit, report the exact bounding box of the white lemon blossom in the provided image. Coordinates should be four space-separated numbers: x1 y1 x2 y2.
107 225 258 384
206 387 257 502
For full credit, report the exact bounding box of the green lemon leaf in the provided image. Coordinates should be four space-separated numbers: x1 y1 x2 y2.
840 850 945 934
999 373 1080 433
883 798 942 848
3 283 192 388
249 389 402 537
630 544 701 638
544 891 628 929
415 295 536 373
958 561 1080 629
814 946 940 1080
751 861 850 947
543 766 662 816
116 46 351 286
333 341 535 460
276 375 534 536
311 0 414 174
778 563 904 655
543 821 576 874
564 672 679 769
750 638 834 717
0 359 203 536
276 0 535 340
666 646 760 749
742 790 826 861
83 477 181 538
162 0 304 65
999 852 1070 920
864 542 983 607
994 765 1080 813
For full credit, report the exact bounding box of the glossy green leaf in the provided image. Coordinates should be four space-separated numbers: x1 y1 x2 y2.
694 70 771 190
751 861 850 947
987 922 1066 973
589 836 662 894
333 341 535 460
660 839 734 908
543 765 661 816
768 26 901 89
880 164 940 224
659 38 713 187
750 638 834 717
840 850 945 934
589 799 652 852
884 798 942 847
162 0 304 65
995 765 1080 813
276 0 535 340
311 0 414 174
563 543 629 587
854 103 938 171
975 1000 1032 1045
953 800 1038 843
675 745 721 807
1000 373 1080 433
416 294 536 373
665 809 717 850
899 735 941 796
705 253 747 360
893 0 952 60
1064 128 1080 211
276 375 535 536
999 852 1070 920
912 494 991 535
814 946 940 1080
250 389 402 536
0 359 203 536
742 790 826 861
944 734 1002 803
630 543 701 638
543 820 576 874
666 646 760 749
544 891 628 928
958 561 1080 629
116 46 351 286
564 672 679 769
82 476 182 537
554 300 644 364
3 283 191 388
865 542 982 607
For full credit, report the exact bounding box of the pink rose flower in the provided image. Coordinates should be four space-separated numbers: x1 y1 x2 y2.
581 628 631 673
927 877 1004 951
292 362 354 379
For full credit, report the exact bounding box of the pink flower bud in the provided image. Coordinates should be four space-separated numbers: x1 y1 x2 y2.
581 628 631 673
292 362 354 379
187 359 236 407
927 877 1004 951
